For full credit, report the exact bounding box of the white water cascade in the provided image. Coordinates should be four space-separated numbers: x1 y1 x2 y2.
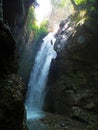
25 33 57 121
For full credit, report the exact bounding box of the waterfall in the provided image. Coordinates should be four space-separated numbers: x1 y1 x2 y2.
25 33 57 121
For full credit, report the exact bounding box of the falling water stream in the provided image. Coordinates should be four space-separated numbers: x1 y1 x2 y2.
25 33 57 123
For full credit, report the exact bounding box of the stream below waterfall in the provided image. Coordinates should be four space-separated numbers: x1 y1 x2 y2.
25 33 57 124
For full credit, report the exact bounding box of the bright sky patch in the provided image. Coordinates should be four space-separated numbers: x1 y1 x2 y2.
35 0 52 25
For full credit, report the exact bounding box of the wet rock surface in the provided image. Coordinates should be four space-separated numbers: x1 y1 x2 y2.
3 0 35 28
0 21 27 130
0 1 36 129
0 21 18 77
45 13 98 130
0 74 26 130
26 112 95 130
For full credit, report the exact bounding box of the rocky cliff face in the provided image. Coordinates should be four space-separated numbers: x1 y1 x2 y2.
0 0 35 129
2 0 36 83
45 11 98 129
0 20 27 130
0 74 26 130
3 0 35 29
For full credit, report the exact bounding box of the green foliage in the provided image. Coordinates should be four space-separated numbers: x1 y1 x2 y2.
27 6 35 32
72 0 98 21
28 7 35 20
32 20 48 41
27 6 48 41
73 0 97 9
74 0 87 5
58 0 73 9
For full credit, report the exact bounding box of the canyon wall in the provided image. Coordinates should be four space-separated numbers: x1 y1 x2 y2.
0 0 35 129
45 9 98 129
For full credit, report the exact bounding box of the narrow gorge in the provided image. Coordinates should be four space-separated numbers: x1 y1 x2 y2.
0 0 98 130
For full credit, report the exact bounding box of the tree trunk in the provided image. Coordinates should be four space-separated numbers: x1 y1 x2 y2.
70 0 78 10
